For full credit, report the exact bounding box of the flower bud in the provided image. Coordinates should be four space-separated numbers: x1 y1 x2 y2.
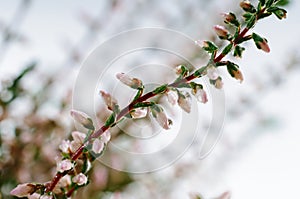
101 132 111 144
130 107 148 119
57 159 73 173
240 1 256 13
222 12 239 26
256 39 270 53
92 138 104 154
227 62 244 83
178 91 192 113
215 77 224 89
72 173 88 186
70 110 94 130
151 105 171 130
214 25 229 39
206 65 219 80
192 87 208 103
100 90 118 111
116 73 143 89
10 183 35 197
167 90 178 106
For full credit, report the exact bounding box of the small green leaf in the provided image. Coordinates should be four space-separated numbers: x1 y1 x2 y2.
202 41 218 53
153 84 168 94
132 87 143 102
133 101 155 108
275 0 289 6
193 66 207 77
243 13 253 21
246 15 257 29
105 113 115 127
233 45 245 58
259 0 266 6
221 43 233 55
266 0 275 7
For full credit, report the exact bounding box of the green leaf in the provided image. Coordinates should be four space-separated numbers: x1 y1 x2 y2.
105 113 115 127
202 41 218 53
132 87 143 102
246 15 257 29
221 43 233 55
273 8 287 19
266 0 275 7
243 13 253 21
259 0 266 6
233 45 246 58
275 0 289 6
193 66 206 77
153 84 168 94
133 101 155 108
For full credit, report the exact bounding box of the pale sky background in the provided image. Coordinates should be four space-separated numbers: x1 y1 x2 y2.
0 0 300 198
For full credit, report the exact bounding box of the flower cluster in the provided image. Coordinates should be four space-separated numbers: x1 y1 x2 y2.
10 0 287 198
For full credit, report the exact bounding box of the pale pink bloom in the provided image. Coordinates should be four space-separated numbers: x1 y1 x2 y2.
232 69 244 83
257 40 270 53
116 73 142 89
167 90 178 105
57 159 73 173
72 173 88 186
92 139 104 154
71 131 86 144
178 91 192 113
59 140 71 153
28 193 41 199
130 107 148 119
59 175 71 187
154 110 171 130
70 110 94 129
192 88 208 103
206 66 219 80
100 90 118 111
214 25 229 38
10 183 34 197
216 191 231 199
101 132 111 144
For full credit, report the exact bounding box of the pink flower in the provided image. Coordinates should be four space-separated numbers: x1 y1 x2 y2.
192 87 208 103
206 66 219 80
151 106 171 130
70 110 94 130
10 183 35 197
178 91 192 113
215 77 224 89
57 159 73 173
71 131 86 144
59 140 71 153
59 175 72 187
101 132 111 144
72 173 88 186
166 90 178 106
130 107 148 119
214 25 229 39
232 69 244 83
92 139 104 154
116 73 143 89
100 90 118 111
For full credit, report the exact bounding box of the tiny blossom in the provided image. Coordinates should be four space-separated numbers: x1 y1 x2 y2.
192 87 208 103
100 90 118 111
178 91 192 113
72 173 88 186
10 183 35 197
222 12 235 23
72 131 86 144
240 1 253 11
57 159 73 173
116 73 142 89
130 107 148 119
155 111 171 130
167 90 178 105
92 138 104 154
206 66 219 80
101 131 111 144
214 25 229 38
70 110 94 130
59 175 72 187
257 39 270 53
59 140 71 153
175 65 183 75
215 78 224 89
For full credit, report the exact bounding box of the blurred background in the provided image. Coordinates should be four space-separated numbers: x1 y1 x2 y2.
0 0 299 198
